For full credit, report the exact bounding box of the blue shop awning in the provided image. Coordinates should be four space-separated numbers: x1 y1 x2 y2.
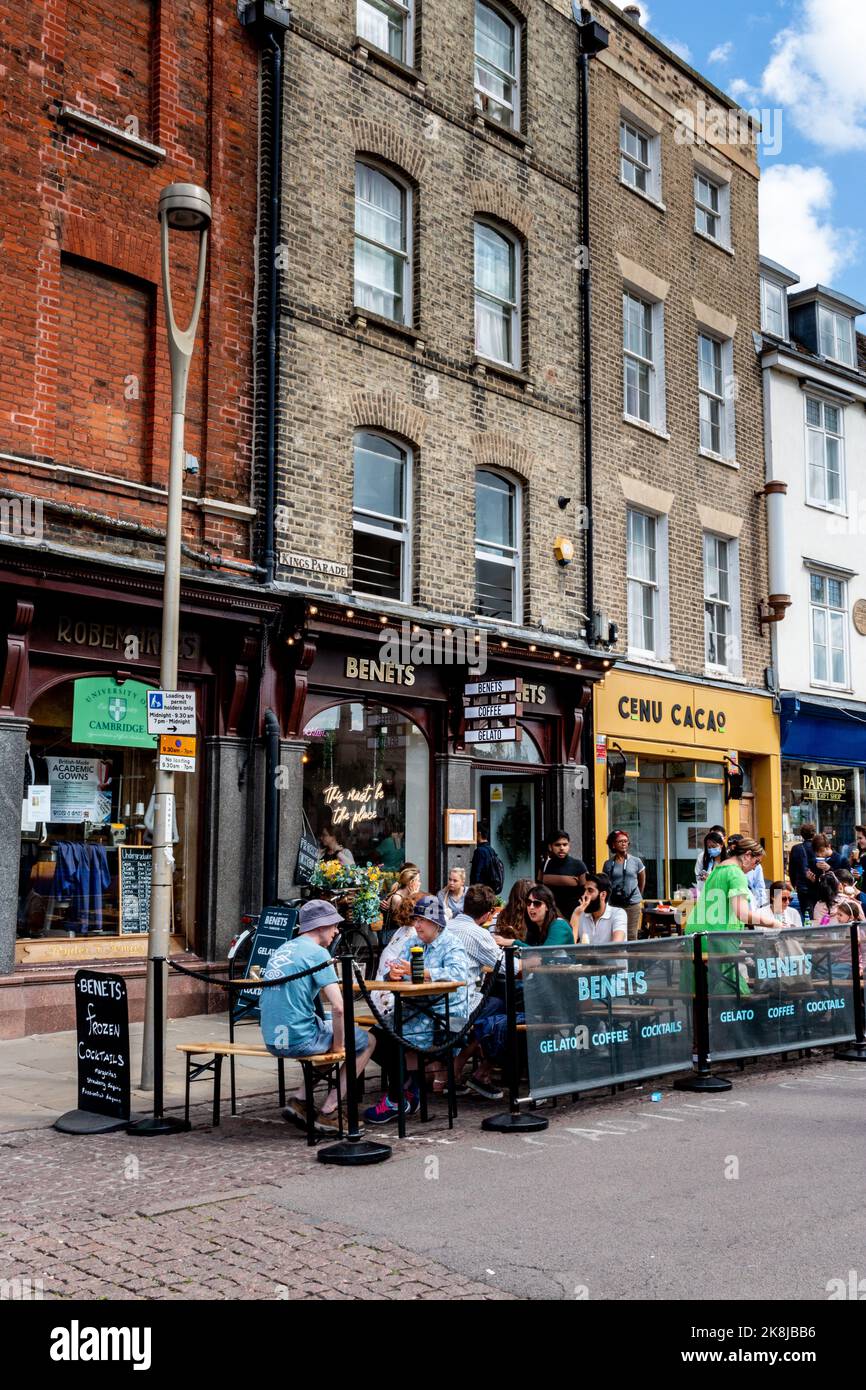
780 695 866 766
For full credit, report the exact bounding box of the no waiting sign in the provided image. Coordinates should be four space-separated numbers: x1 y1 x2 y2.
146 690 197 735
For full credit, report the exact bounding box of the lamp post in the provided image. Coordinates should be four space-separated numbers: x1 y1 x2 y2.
139 183 211 1095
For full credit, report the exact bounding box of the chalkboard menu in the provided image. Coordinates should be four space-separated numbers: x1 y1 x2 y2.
74 969 131 1119
118 846 151 934
236 905 298 1012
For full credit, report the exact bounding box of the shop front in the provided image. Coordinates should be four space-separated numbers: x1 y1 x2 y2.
0 558 278 1037
279 610 600 898
593 670 782 901
780 696 866 859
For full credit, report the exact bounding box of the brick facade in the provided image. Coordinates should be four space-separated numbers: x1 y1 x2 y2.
0 0 259 569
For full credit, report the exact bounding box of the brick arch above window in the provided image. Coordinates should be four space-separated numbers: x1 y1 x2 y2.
470 181 533 239
350 389 428 444
61 216 159 282
471 429 536 483
351 120 427 184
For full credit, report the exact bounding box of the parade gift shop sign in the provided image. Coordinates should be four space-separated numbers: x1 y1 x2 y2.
705 926 856 1061
146 689 197 736
118 847 152 935
801 771 847 803
74 969 131 1120
522 938 694 1098
72 678 156 749
237 906 299 1010
45 756 111 824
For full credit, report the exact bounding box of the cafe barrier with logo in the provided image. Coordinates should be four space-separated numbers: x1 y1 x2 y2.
523 938 694 1099
518 927 860 1105
704 925 856 1062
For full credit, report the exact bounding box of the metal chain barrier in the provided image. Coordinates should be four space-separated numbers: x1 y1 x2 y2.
167 956 338 989
351 958 502 1058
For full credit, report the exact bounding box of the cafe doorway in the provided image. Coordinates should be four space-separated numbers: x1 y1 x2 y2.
476 773 544 896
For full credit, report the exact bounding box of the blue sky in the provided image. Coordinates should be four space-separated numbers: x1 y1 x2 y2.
610 0 865 312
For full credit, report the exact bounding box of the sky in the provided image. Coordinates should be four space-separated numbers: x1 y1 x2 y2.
607 0 865 315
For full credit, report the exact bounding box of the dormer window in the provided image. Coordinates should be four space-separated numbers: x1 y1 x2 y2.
760 277 787 339
819 306 855 367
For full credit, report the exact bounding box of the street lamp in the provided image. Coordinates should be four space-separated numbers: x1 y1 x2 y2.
139 184 211 1101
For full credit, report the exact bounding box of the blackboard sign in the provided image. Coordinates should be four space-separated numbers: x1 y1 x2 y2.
74 969 131 1119
119 846 151 934
236 905 299 1012
295 827 319 885
523 938 694 1098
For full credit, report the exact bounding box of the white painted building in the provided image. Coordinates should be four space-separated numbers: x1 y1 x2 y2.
760 258 866 854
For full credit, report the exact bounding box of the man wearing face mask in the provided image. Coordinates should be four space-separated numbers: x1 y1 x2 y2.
694 831 725 894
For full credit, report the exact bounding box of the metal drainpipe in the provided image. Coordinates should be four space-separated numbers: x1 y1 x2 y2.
263 708 280 907
263 32 282 587
577 27 594 624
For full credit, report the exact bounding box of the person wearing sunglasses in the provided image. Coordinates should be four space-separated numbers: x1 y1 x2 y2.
521 884 575 947
769 880 802 929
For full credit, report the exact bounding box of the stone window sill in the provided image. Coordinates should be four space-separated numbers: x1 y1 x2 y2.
623 414 670 442
352 38 425 88
698 447 739 470
618 177 666 213
473 356 533 390
57 104 165 163
694 228 735 257
351 307 423 348
473 112 530 150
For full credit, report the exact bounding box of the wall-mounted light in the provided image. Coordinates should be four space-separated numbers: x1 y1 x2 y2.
553 535 575 568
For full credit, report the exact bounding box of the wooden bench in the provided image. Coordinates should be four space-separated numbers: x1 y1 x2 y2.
176 1041 346 1145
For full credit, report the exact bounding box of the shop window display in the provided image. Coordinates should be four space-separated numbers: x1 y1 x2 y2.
18 679 199 943
302 701 429 886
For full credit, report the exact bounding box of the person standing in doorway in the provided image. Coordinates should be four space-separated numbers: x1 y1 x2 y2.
539 829 587 922
788 823 818 919
602 829 645 940
469 822 504 895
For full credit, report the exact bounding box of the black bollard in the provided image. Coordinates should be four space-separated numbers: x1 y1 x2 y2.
675 932 732 1093
128 956 190 1136
318 952 392 1165
482 944 548 1133
835 922 866 1062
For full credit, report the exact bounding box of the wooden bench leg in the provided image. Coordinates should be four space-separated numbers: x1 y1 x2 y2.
445 1046 456 1130
213 1054 223 1128
230 1054 237 1117
277 1057 286 1108
184 1055 192 1127
302 1062 317 1147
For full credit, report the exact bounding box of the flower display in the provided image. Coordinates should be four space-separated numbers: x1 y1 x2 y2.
308 860 384 928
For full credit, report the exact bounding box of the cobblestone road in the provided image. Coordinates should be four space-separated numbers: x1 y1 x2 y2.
0 1097 511 1301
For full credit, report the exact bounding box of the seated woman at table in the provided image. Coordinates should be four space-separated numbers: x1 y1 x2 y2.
769 880 803 928
520 884 575 947
364 895 469 1126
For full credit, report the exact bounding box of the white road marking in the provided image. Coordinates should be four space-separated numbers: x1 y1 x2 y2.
473 1146 510 1156
645 1111 685 1121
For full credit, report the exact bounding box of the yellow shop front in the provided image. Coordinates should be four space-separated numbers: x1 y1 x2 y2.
593 671 782 901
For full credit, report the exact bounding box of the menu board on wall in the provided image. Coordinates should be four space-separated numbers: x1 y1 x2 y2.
118 846 152 935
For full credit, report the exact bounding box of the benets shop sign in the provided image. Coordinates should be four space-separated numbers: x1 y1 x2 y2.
71 678 156 750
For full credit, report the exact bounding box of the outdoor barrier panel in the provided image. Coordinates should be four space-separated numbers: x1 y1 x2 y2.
522 938 695 1099
705 925 856 1062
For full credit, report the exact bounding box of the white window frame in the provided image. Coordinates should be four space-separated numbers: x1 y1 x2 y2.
626 507 669 661
474 219 521 369
352 431 412 604
474 467 523 624
356 0 414 65
760 276 788 339
619 114 662 203
703 532 742 676
808 570 849 690
805 394 845 513
693 170 731 248
818 305 855 367
623 290 666 431
354 160 412 326
474 0 520 132
697 331 736 462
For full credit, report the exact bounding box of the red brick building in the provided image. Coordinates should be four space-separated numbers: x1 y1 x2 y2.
0 1 275 1034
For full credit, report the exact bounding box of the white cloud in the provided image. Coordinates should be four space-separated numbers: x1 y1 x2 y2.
761 0 866 152
728 76 761 106
708 41 734 64
759 164 859 284
660 36 692 63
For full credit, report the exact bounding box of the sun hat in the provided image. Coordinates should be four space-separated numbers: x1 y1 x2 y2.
410 894 446 929
297 899 344 934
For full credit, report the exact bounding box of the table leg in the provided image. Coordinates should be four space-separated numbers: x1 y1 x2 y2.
184 1055 191 1127
213 1054 223 1128
418 1054 429 1123
445 997 455 1129
395 995 406 1140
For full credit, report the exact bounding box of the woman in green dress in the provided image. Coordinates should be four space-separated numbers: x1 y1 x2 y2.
686 837 776 995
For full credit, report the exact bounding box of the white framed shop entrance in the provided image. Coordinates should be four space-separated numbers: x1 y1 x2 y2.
471 727 546 894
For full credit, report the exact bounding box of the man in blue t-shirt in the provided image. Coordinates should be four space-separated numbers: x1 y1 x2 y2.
261 899 375 1134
